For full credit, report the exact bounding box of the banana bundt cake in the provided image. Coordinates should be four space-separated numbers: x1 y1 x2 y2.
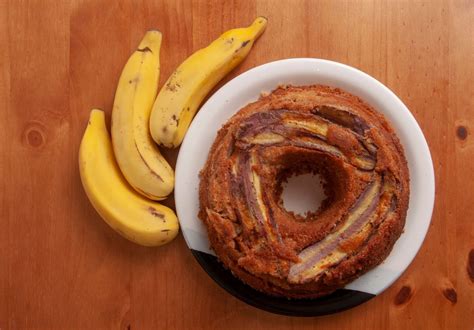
199 85 409 298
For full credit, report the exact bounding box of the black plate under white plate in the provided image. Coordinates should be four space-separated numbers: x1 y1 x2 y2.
191 250 374 316
175 59 435 316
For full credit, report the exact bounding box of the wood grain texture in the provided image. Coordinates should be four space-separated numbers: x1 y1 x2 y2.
1 0 473 328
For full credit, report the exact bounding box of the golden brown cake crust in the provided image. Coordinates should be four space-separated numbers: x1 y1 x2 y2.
199 85 410 298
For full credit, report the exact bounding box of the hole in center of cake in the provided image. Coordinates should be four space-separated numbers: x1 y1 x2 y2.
281 172 327 216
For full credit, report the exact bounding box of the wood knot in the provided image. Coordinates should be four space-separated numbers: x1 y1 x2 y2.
394 285 412 305
456 125 468 140
468 249 474 282
442 288 457 304
23 122 46 148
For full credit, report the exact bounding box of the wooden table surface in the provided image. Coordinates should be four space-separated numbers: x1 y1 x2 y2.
1 0 473 329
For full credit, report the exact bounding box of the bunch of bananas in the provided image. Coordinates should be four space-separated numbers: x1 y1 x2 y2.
79 17 267 246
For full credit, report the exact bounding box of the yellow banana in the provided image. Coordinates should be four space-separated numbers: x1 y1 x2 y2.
79 109 179 247
150 17 268 148
111 30 174 200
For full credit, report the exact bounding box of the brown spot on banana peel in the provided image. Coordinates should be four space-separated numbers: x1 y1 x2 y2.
171 114 179 126
233 40 251 54
148 206 165 219
128 77 140 85
137 47 152 53
166 81 181 92
134 141 165 182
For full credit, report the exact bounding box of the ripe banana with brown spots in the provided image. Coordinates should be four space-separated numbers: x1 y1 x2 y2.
150 17 268 148
111 30 174 200
79 110 179 247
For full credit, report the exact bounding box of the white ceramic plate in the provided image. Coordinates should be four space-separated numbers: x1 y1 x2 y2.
175 58 435 316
